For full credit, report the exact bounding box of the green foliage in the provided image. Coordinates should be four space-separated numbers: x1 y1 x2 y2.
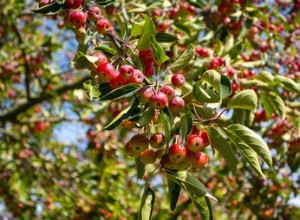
0 0 299 219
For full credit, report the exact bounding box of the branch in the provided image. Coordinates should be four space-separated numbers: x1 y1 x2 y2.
0 75 90 123
12 23 31 100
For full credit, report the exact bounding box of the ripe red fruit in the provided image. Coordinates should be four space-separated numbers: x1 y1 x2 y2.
196 47 209 57
97 63 117 81
186 134 205 152
193 152 208 168
184 149 197 165
144 62 156 76
109 74 126 89
129 69 144 84
200 130 210 147
171 73 185 88
87 6 102 21
169 96 185 113
160 85 175 100
168 144 187 163
125 142 140 158
39 0 53 7
139 48 154 61
149 133 166 149
137 86 154 103
119 65 135 81
96 18 112 34
130 134 149 153
93 53 108 67
69 11 87 28
149 91 168 109
66 0 81 9
140 149 157 164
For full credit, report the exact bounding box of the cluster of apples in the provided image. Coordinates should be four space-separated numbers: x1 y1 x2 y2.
125 127 210 170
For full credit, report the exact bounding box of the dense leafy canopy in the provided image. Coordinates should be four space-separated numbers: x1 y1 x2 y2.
0 0 300 219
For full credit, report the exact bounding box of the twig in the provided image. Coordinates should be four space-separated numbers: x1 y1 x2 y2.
0 75 90 123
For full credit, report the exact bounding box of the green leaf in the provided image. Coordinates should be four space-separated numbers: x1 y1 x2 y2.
55 0 65 4
155 33 178 43
237 18 253 40
159 110 172 145
261 91 286 119
131 21 144 37
220 75 232 99
83 80 100 101
224 129 265 177
180 112 193 145
32 2 61 14
193 196 214 220
151 37 168 65
115 14 128 39
194 105 217 119
95 45 117 57
166 171 208 199
138 184 155 220
136 107 155 128
227 89 257 111
193 70 229 103
167 179 181 211
136 157 146 180
99 83 142 101
137 14 156 50
94 0 115 7
98 82 112 96
207 127 237 176
223 124 273 177
169 45 194 71
174 22 191 36
104 99 141 130
228 41 242 59
275 75 300 94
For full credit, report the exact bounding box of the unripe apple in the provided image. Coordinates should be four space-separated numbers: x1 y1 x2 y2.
130 134 149 153
193 152 208 168
150 133 166 148
119 65 135 81
140 149 157 164
168 143 186 163
97 63 117 81
129 69 144 84
169 96 185 113
69 11 87 28
137 86 154 103
125 142 140 158
87 6 102 21
149 91 168 109
66 0 81 9
96 18 112 34
160 85 175 100
186 134 205 152
171 73 185 88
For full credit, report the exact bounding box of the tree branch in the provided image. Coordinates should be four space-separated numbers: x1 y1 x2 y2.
0 75 90 123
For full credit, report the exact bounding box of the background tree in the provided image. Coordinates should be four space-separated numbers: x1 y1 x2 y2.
0 0 299 219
